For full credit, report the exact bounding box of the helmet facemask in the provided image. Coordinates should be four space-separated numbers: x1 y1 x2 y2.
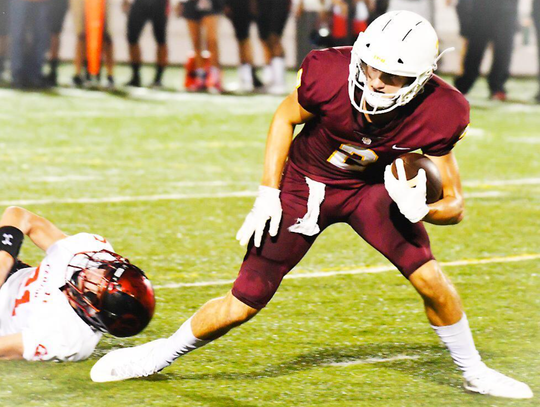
63 250 155 337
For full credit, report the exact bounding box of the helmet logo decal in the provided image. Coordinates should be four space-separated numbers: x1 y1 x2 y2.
373 55 386 64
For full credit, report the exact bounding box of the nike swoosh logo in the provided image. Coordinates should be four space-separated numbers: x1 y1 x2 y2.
392 145 411 150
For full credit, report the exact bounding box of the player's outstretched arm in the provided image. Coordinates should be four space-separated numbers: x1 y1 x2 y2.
236 90 314 247
0 207 67 286
0 333 24 360
424 152 465 225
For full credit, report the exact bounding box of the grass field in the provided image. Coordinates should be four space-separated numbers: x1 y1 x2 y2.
0 65 539 407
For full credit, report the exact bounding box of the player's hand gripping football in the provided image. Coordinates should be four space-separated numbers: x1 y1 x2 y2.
384 159 430 223
236 186 282 247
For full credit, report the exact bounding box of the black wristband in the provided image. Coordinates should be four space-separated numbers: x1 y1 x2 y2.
0 226 24 260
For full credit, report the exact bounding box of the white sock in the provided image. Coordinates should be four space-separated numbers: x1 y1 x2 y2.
158 317 210 368
431 313 487 380
263 64 273 86
271 57 285 87
238 63 254 89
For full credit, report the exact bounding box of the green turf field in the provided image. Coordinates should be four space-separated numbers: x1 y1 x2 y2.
0 65 539 406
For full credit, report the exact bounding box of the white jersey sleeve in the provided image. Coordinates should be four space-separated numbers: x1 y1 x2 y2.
0 233 112 361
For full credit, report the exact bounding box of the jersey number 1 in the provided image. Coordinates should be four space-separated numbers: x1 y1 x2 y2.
12 266 41 316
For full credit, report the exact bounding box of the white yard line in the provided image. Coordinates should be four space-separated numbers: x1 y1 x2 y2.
0 189 511 206
325 355 420 367
463 178 540 187
154 253 540 289
0 191 258 206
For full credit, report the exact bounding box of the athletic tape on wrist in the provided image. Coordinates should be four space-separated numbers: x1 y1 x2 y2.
0 226 24 260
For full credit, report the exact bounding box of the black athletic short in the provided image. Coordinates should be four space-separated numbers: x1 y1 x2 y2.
183 0 223 21
255 0 291 40
225 0 255 41
0 0 9 36
48 0 69 34
128 0 169 45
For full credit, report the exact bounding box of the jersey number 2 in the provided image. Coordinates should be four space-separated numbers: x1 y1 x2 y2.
327 144 378 172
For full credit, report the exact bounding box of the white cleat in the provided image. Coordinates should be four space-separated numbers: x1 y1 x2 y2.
91 338 169 383
464 367 533 399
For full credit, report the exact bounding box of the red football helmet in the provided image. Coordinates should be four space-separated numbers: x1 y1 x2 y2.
63 250 156 337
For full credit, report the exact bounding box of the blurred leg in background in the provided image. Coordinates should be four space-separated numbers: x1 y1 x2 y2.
9 0 50 89
294 0 329 67
180 0 223 93
455 0 518 100
0 0 9 82
256 0 291 94
224 0 263 93
70 0 86 86
47 0 69 86
150 0 169 87
532 0 540 102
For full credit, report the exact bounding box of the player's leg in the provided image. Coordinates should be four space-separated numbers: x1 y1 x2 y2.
454 5 490 96
70 0 85 86
201 12 222 93
255 0 273 87
46 0 68 86
227 0 256 92
186 17 206 91
150 0 168 87
90 165 323 382
126 0 147 86
348 184 532 399
0 0 8 80
265 0 290 94
102 2 115 87
487 7 516 99
8 0 28 87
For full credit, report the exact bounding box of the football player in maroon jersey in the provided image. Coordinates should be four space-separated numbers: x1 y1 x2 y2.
91 11 533 399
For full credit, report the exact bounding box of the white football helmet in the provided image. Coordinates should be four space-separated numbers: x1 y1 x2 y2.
348 10 451 114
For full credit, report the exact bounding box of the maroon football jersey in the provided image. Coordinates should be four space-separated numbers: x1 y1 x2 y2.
290 47 470 188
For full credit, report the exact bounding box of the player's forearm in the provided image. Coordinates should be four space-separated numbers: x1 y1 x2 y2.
0 206 66 252
261 117 294 189
424 195 465 225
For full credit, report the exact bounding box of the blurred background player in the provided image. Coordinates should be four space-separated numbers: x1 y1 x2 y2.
387 0 434 24
533 0 540 102
70 0 115 88
224 0 263 93
454 0 519 101
46 0 69 86
9 0 50 89
0 206 155 361
123 0 169 88
256 0 291 94
0 0 8 82
294 0 329 67
178 0 223 93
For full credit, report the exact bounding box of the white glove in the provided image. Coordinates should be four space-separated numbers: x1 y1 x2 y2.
236 186 282 247
384 159 429 223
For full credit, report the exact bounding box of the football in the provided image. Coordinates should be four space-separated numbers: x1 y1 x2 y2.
391 152 443 203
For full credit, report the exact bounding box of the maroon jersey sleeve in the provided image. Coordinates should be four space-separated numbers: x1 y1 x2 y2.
297 48 349 115
420 84 470 157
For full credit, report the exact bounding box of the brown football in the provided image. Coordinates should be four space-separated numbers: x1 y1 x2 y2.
391 152 443 204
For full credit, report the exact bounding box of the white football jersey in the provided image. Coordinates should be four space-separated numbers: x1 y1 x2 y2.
0 233 114 361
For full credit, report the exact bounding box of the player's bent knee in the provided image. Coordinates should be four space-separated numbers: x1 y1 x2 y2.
224 292 259 326
409 261 452 298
